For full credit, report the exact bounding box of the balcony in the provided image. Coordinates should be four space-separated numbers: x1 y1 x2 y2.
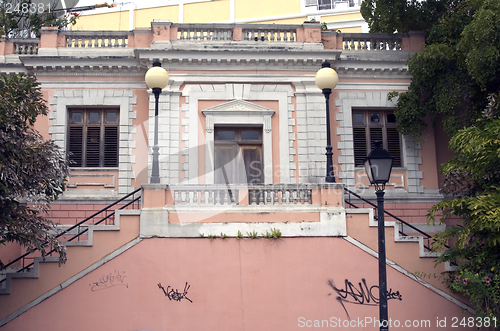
140 183 347 238
0 23 426 56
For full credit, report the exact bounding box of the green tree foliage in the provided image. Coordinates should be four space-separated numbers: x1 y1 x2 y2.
0 74 68 267
361 0 452 34
428 92 500 320
363 0 500 139
0 0 78 38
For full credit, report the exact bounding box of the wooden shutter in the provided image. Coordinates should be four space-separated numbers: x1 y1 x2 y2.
86 127 101 167
104 126 119 167
386 127 401 167
69 127 83 167
353 127 367 167
369 127 383 148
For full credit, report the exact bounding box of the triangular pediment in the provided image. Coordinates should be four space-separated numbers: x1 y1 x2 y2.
202 99 275 116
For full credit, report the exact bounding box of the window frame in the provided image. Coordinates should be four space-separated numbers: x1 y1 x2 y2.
214 127 264 184
67 108 120 168
352 109 403 168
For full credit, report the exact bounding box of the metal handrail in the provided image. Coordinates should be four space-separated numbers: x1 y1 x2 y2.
343 187 451 252
0 188 141 281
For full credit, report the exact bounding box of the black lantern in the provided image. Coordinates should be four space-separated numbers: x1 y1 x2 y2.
364 141 394 191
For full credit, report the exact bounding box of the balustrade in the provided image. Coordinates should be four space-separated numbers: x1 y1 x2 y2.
62 31 129 48
12 39 39 54
248 184 312 205
169 184 315 206
172 185 238 206
242 25 296 42
176 24 233 41
341 33 403 51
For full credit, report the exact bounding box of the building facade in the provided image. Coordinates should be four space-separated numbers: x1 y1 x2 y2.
0 23 474 330
72 0 368 32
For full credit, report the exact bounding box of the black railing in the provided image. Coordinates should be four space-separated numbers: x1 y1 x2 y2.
0 188 141 283
344 187 446 252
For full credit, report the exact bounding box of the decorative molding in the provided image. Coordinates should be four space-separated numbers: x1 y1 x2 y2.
356 172 405 189
206 115 214 133
202 99 275 117
67 173 116 188
264 116 272 133
49 89 137 195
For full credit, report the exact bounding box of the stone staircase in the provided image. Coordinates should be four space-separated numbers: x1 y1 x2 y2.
0 210 141 325
345 207 471 310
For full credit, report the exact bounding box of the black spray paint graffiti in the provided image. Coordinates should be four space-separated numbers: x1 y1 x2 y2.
158 282 193 303
327 279 402 320
90 270 128 292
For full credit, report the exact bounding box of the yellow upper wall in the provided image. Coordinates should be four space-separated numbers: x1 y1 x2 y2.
235 0 300 20
322 12 362 22
254 17 308 24
72 11 129 31
184 0 230 22
135 6 180 26
335 26 362 32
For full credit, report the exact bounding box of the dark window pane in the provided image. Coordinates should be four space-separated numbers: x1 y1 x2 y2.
216 130 236 140
241 130 260 140
353 113 363 124
106 112 117 123
387 113 396 123
71 112 82 123
88 112 100 123
243 147 263 184
69 127 83 167
318 0 332 9
370 113 380 123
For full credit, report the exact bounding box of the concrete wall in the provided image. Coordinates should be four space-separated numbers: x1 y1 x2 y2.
1 237 471 330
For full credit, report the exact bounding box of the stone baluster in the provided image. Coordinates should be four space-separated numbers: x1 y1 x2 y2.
305 189 311 205
215 190 221 205
281 187 288 204
258 189 264 205
250 189 257 205
208 190 214 204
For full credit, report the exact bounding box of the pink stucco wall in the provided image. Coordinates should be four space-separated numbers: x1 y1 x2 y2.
2 237 471 330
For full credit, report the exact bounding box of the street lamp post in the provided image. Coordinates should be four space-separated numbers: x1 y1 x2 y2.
364 141 394 331
145 60 169 184
315 60 338 183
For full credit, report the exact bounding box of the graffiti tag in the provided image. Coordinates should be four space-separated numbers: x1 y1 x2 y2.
90 270 128 292
327 278 402 319
158 282 193 303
